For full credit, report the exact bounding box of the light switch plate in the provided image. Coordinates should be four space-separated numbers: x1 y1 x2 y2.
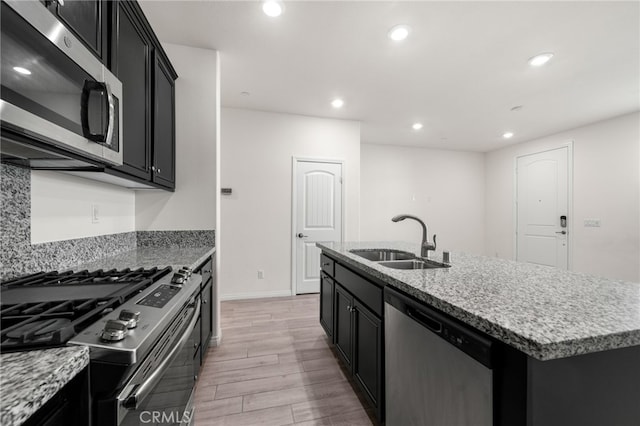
91 204 100 223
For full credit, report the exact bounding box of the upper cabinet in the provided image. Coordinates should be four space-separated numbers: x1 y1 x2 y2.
107 0 178 190
152 55 176 188
111 1 152 182
42 0 109 62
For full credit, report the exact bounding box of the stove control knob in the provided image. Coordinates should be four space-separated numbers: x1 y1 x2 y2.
119 310 140 328
171 272 187 285
101 320 128 342
178 267 192 277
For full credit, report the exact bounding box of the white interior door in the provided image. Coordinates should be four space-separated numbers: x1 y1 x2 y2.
516 146 570 269
294 160 342 294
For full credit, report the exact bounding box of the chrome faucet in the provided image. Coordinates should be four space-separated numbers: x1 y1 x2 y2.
392 214 437 258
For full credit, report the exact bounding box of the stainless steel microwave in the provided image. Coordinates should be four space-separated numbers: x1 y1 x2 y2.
0 0 123 167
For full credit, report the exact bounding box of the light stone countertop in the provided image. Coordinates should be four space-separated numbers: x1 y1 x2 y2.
318 241 640 361
0 346 89 426
73 246 215 272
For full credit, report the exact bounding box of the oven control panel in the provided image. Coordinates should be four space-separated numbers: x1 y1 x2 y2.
137 285 181 308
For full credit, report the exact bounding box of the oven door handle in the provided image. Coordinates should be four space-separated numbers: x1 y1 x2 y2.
120 299 201 410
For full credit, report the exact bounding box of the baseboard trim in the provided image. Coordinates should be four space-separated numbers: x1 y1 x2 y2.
220 290 294 301
210 334 222 347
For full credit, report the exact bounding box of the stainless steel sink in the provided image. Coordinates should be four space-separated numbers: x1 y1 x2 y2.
378 259 451 270
350 249 416 261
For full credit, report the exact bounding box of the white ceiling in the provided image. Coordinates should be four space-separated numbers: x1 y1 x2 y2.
139 1 639 152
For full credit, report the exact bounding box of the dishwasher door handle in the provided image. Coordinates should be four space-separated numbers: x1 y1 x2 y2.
406 306 443 334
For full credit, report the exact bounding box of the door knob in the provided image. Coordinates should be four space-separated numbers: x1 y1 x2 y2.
555 230 567 235
297 233 308 238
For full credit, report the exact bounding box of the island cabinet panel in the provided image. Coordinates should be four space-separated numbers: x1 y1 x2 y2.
318 252 384 422
334 263 383 316
353 299 383 419
319 272 334 338
334 283 354 370
320 253 334 276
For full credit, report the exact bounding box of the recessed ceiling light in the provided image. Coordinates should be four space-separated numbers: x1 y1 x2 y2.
331 98 344 109
262 0 284 17
528 52 554 67
503 132 514 139
13 66 31 75
412 123 423 130
388 25 411 42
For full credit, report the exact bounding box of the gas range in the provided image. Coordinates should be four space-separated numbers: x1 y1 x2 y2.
1 267 172 352
1 266 203 425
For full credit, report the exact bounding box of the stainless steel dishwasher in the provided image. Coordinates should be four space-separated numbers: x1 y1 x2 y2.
384 287 494 426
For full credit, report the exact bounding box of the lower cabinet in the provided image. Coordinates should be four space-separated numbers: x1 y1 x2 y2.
334 283 354 370
319 272 334 338
322 256 384 422
353 299 382 412
194 254 215 364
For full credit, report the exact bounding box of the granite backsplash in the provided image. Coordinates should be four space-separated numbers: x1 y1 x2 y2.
0 164 214 280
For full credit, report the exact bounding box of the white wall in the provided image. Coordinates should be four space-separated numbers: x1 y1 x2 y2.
221 108 360 299
31 171 135 243
360 144 485 254
485 112 640 282
136 43 218 231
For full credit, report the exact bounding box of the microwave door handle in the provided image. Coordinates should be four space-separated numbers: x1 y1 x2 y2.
104 82 115 147
81 80 109 143
120 300 201 410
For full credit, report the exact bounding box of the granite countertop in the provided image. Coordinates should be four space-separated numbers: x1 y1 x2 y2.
73 246 215 272
318 241 640 361
0 346 89 426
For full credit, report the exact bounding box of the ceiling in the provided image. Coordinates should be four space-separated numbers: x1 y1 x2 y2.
139 1 639 152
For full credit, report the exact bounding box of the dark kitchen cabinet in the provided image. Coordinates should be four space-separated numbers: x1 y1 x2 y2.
152 55 176 188
334 283 354 370
201 279 213 356
43 0 109 62
111 1 152 181
106 0 178 190
319 252 385 422
194 254 215 363
319 272 334 338
353 299 382 412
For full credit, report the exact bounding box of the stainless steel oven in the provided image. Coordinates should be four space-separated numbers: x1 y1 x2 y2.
117 294 200 426
0 0 123 166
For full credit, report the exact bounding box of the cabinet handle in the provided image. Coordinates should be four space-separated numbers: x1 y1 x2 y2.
151 166 156 172
193 343 198 349
157 168 161 174
322 262 331 266
346 305 351 312
194 375 198 381
203 299 207 304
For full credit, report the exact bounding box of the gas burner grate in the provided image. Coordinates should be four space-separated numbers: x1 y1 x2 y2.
0 266 172 352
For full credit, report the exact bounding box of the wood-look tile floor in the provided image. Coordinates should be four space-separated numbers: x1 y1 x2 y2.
194 295 376 426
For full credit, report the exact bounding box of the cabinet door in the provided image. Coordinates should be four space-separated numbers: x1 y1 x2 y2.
152 55 176 189
353 300 383 416
320 273 334 339
201 279 213 358
334 284 353 371
52 0 106 61
113 2 152 180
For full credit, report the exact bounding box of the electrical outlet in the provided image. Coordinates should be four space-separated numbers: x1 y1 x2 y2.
91 204 100 224
584 219 601 228
257 270 264 279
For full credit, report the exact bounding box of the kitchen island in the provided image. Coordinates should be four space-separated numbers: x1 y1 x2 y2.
318 241 640 426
